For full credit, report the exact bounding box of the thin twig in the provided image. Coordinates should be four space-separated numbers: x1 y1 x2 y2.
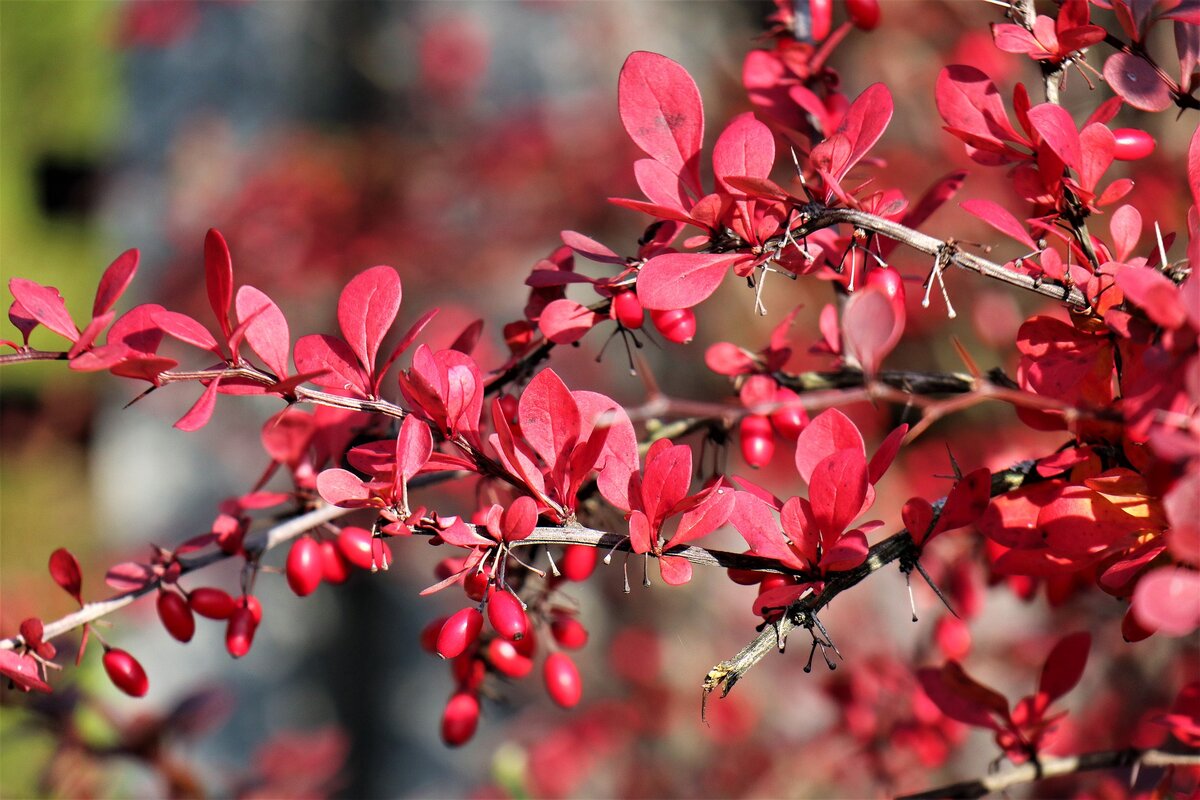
898 748 1200 800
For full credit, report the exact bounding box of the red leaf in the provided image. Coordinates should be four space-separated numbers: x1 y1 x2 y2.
538 299 602 344
105 561 155 592
903 497 936 546
730 492 804 569
843 285 903 377
376 307 439 385
338 265 401 376
1132 567 1200 636
174 376 222 431
961 199 1037 250
396 414 433 484
49 548 83 604
935 66 1023 164
1190 125 1200 208
637 252 738 311
794 408 865 485
0 650 52 693
658 555 693 586
1104 52 1173 112
628 510 654 554
315 468 374 507
153 309 221 354
1038 631 1091 703
8 279 78 342
933 468 992 536
437 518 492 548
618 51 704 197
820 529 869 572
1115 266 1189 329
641 443 692 528
867 424 908 485
633 159 692 212
1038 486 1140 557
712 112 775 194
1077 123 1115 191
1016 316 1114 407
808 449 869 541
668 484 734 548
293 334 370 397
68 311 115 359
518 369 581 478
560 230 625 265
1110 204 1142 262
204 229 234 339
236 286 290 378
918 662 1007 730
501 496 538 543
93 249 139 317
816 83 893 181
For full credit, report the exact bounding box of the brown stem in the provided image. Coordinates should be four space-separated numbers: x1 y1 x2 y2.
0 349 71 365
898 748 1200 799
702 462 1039 707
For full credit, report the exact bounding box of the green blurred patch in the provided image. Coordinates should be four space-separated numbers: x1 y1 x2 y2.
1 0 122 390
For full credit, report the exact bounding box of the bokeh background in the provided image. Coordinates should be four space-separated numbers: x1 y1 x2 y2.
1 1 1193 798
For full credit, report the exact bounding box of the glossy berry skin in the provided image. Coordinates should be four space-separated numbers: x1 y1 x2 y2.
487 590 529 641
337 526 376 571
1112 128 1156 161
487 638 534 678
318 540 351 584
156 591 195 643
726 567 765 586
611 291 644 329
739 414 776 468
437 607 483 660
420 616 449 654
225 596 261 659
560 545 597 582
550 616 589 650
846 0 881 30
462 571 489 602
103 648 149 697
808 0 832 41
769 388 808 441
441 691 480 747
649 308 696 344
286 536 323 597
188 587 236 620
543 652 582 709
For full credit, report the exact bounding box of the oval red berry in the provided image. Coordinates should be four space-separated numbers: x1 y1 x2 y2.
103 648 149 697
156 591 195 643
543 652 582 708
286 536 323 597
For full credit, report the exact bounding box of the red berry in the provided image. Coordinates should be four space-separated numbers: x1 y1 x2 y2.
846 0 880 30
286 536 323 597
487 638 534 678
512 624 537 658
452 653 487 690
103 648 149 697
441 691 480 747
156 591 195 643
487 589 529 641
739 414 776 468
543 652 582 709
560 545 597 582
462 571 489 602
437 607 483 659
1112 128 1156 161
420 616 449 654
649 308 696 344
757 574 797 595
225 596 261 659
337 527 375 570
188 587 236 620
726 567 764 586
319 540 351 584
769 388 808 441
809 0 832 41
611 291 644 329
550 616 589 650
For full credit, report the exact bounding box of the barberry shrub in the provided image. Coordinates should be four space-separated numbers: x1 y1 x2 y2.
2 0 1199 797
